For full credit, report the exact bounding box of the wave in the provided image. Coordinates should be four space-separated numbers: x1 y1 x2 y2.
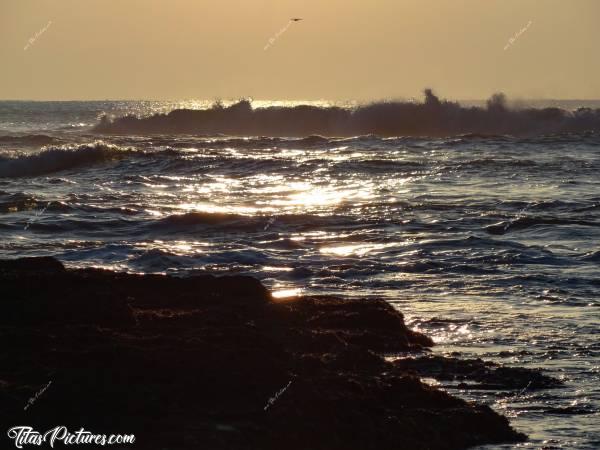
580 250 600 262
148 212 343 234
0 191 37 213
485 216 600 234
163 135 334 150
153 211 251 228
0 134 58 146
93 90 600 137
56 123 93 130
335 159 426 173
0 142 133 178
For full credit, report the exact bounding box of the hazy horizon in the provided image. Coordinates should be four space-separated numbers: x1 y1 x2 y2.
2 0 599 101
2 96 600 103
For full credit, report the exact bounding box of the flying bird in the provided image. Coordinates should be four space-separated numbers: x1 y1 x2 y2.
290 18 303 22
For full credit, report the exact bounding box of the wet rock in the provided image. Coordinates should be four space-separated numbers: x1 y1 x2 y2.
323 346 386 373
0 256 66 273
0 257 526 450
286 295 434 352
393 355 562 390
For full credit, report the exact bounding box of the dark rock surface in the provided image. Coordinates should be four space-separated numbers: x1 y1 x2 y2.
393 355 562 391
0 257 527 449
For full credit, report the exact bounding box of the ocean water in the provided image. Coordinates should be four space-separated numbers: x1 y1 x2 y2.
1 101 599 449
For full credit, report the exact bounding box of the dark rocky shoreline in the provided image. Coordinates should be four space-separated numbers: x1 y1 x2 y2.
0 257 553 449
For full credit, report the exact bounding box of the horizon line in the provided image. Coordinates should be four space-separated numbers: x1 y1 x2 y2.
2 98 600 103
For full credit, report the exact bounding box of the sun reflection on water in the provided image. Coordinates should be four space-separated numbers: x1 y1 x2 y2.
320 243 394 257
271 288 303 299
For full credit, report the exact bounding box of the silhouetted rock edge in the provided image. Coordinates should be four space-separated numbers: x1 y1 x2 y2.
0 257 527 450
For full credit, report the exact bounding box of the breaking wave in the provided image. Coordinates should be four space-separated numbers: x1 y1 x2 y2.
94 90 600 137
0 142 133 178
168 135 333 149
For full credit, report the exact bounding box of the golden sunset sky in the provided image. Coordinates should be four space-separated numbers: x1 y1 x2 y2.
1 0 598 100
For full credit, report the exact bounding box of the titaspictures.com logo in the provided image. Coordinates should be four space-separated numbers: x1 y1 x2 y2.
7 426 135 448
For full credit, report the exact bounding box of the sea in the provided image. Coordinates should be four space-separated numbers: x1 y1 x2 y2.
0 100 599 449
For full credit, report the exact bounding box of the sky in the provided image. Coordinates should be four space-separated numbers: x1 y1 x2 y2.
1 0 599 101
